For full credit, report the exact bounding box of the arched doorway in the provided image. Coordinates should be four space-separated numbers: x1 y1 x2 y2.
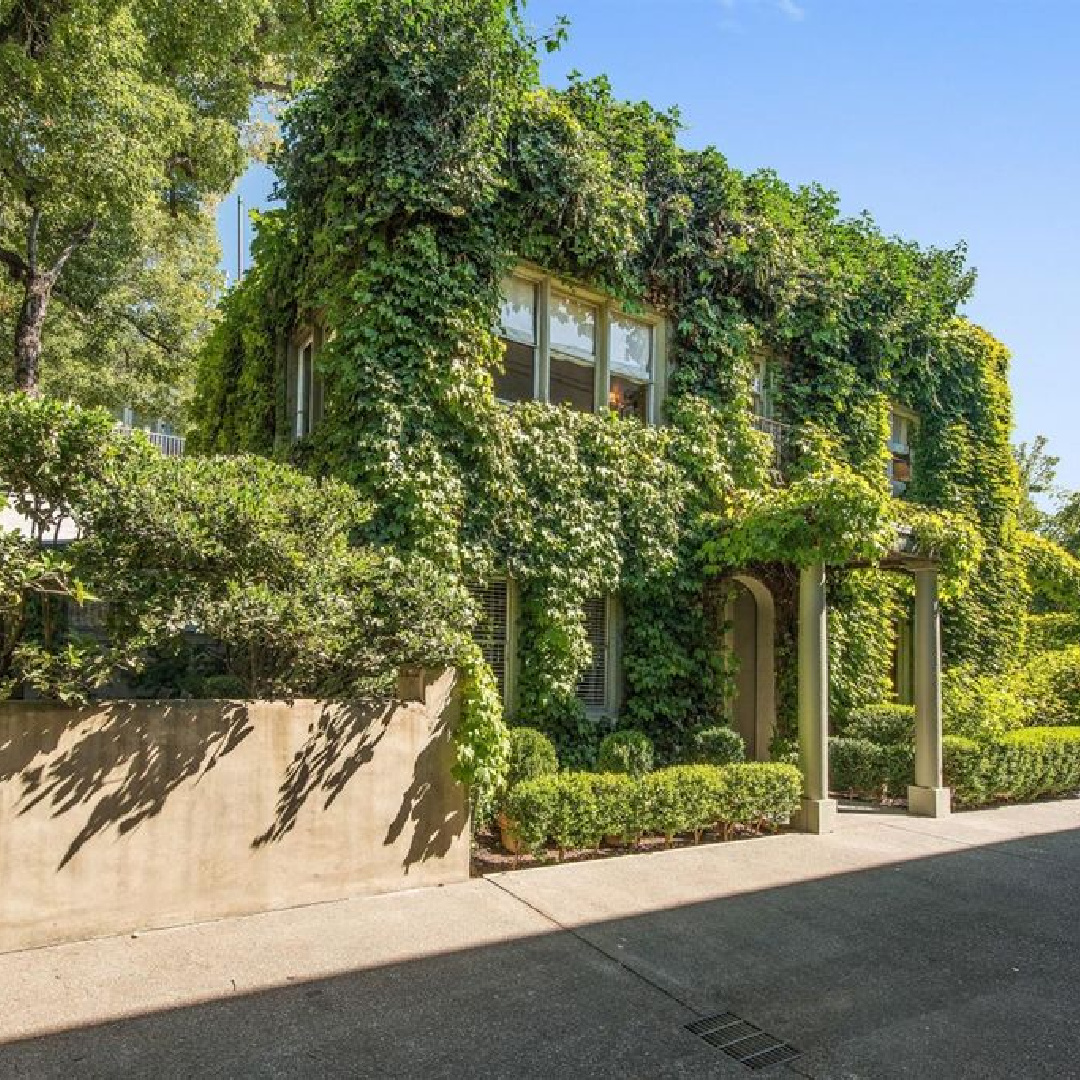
727 574 777 762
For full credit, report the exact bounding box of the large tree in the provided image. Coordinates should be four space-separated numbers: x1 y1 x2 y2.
0 0 318 396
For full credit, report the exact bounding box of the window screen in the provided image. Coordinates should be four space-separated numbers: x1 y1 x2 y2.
576 596 608 710
469 580 509 701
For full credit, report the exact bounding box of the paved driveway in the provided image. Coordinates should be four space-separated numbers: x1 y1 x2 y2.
2 800 1078 1078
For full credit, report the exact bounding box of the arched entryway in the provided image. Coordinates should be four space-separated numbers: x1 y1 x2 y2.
726 574 777 762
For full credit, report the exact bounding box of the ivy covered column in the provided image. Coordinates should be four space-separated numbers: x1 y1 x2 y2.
909 568 951 817
795 562 838 834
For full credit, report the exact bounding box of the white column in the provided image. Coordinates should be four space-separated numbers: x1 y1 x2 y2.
909 568 951 817
795 562 837 833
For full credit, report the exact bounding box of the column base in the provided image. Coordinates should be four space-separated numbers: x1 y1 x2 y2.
793 797 838 835
907 785 951 818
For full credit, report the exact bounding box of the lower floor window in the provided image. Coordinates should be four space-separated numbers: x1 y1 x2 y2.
577 596 616 713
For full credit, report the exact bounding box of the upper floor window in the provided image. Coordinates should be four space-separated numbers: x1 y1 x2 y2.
752 356 779 420
888 406 915 496
296 335 314 439
497 269 665 423
497 277 537 403
549 293 598 412
608 315 652 422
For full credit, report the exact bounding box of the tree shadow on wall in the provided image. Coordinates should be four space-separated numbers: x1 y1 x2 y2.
253 701 395 848
3 702 254 869
384 709 468 872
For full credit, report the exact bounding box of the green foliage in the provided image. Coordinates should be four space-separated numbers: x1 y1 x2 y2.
1025 613 1080 657
504 761 801 856
942 736 987 806
193 0 1028 769
843 704 915 746
0 0 318 396
505 726 559 789
714 763 802 829
990 726 1080 800
1020 531 1080 612
597 729 654 777
1 394 510 810
1020 647 1080 727
829 736 914 798
687 726 746 766
942 663 1026 743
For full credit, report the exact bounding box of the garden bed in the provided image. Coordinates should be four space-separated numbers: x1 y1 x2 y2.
471 818 786 875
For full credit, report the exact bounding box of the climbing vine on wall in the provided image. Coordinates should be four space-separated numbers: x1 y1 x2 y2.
193 0 1024 774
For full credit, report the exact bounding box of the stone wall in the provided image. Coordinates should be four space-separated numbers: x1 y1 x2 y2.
0 669 468 952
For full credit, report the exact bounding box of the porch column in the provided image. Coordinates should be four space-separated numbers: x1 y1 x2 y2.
795 562 837 834
908 568 951 817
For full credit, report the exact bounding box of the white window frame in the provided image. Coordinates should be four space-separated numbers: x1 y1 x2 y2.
295 333 314 439
498 266 667 424
887 403 917 497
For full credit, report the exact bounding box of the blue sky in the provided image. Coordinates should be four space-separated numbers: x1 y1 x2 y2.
217 0 1080 488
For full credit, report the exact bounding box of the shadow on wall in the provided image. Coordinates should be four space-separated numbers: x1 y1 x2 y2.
384 707 469 872
2 701 254 869
253 701 395 847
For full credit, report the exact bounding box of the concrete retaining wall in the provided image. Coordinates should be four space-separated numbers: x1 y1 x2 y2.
0 669 468 953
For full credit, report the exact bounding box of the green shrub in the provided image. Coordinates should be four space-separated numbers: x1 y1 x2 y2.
942 663 1025 742
1021 647 1080 727
716 763 802 830
597 730 654 777
1025 613 1080 657
506 727 559 790
844 704 914 746
642 767 699 845
688 726 746 766
829 737 885 797
990 726 1080 800
879 743 915 795
504 774 558 856
588 772 636 841
942 735 987 806
548 773 603 855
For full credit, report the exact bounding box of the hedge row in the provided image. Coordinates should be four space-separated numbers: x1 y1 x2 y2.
503 763 802 858
830 727 1080 807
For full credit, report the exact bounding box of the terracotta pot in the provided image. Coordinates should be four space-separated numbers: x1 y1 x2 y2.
497 812 521 855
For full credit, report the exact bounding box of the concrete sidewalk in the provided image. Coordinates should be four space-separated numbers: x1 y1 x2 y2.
2 799 1078 1078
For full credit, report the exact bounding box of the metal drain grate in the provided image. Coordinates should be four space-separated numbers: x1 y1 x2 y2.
686 1012 800 1071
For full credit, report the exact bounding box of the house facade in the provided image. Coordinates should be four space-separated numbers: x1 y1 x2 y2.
192 8 1024 828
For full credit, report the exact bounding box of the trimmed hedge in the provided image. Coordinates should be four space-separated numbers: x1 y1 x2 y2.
843 704 914 746
597 730 655 778
831 727 1080 808
829 737 914 798
504 763 802 858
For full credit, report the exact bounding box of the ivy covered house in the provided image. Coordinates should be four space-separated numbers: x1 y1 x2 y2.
193 0 1022 830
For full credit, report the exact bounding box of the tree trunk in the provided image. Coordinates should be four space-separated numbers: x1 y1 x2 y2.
14 271 51 396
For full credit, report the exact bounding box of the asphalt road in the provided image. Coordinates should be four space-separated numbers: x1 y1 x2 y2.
1 800 1078 1078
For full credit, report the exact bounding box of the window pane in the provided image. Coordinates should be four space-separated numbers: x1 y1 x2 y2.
500 277 536 344
610 316 651 378
576 597 608 710
494 339 535 402
890 412 908 450
550 357 595 412
469 581 509 703
549 293 596 359
609 375 648 422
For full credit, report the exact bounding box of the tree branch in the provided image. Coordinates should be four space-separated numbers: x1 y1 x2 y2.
45 218 96 285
